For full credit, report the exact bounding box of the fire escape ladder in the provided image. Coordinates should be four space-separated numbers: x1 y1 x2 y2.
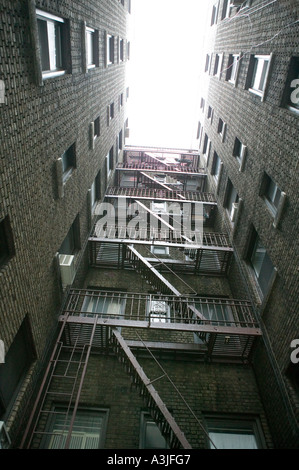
126 244 181 296
110 328 192 449
20 315 99 449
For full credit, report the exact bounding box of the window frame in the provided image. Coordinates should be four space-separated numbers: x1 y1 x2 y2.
224 178 239 223
42 405 109 449
246 53 273 101
59 215 81 256
139 412 169 449
233 137 247 171
246 227 276 298
106 33 115 66
205 414 266 449
226 53 240 86
35 9 67 80
61 143 76 183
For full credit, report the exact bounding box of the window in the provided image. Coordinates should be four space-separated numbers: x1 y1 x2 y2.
61 143 76 182
139 412 168 449
226 54 240 85
247 228 275 297
85 26 98 69
90 171 101 215
246 54 273 100
126 87 130 100
207 106 214 123
119 38 124 62
94 116 100 139
150 245 169 256
119 92 124 109
224 179 239 222
59 215 81 255
205 415 265 449
202 134 211 162
118 129 123 152
107 147 114 176
211 152 221 181
221 0 231 19
127 41 130 60
147 298 170 323
213 53 223 78
107 102 114 124
43 406 109 449
211 2 219 25
233 137 247 171
196 121 202 140
260 173 286 227
200 97 205 112
0 216 15 268
281 56 299 114
205 54 211 73
36 9 66 79
0 316 35 418
106 33 115 65
217 118 226 141
81 290 125 319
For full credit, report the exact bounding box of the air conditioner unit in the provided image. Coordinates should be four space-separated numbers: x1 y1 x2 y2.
148 300 169 323
230 202 239 222
59 254 76 287
0 421 11 449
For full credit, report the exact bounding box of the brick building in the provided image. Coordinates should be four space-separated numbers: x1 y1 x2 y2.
0 0 298 450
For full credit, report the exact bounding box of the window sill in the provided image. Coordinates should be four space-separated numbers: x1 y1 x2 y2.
42 70 66 80
248 87 263 99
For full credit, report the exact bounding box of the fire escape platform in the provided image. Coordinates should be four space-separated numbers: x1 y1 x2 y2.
59 289 261 363
105 187 217 204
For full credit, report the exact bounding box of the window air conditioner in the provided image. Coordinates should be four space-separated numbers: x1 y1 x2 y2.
230 202 239 222
59 254 76 287
148 300 169 322
0 421 11 449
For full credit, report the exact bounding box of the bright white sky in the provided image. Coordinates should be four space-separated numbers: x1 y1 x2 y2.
127 0 210 150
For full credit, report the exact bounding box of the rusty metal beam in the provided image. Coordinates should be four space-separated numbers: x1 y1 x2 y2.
59 315 262 337
111 329 192 449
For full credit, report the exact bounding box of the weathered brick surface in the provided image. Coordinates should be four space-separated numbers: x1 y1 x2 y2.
0 0 129 443
199 0 299 448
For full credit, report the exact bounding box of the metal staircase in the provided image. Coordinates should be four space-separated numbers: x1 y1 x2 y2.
109 328 192 449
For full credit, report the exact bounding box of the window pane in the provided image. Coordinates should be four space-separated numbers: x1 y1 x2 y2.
37 19 50 71
145 421 168 449
251 238 266 277
47 408 107 449
209 431 258 449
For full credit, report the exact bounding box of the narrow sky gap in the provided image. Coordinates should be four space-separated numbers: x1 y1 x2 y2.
127 0 210 149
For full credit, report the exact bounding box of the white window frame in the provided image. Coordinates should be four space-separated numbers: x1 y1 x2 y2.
248 54 272 100
106 33 115 66
228 54 240 86
86 26 96 69
36 9 66 79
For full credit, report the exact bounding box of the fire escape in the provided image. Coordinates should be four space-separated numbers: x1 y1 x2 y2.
21 149 262 449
